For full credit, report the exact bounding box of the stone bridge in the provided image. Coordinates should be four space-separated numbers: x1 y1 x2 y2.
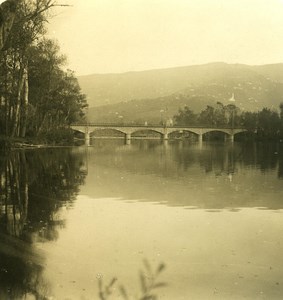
70 123 247 145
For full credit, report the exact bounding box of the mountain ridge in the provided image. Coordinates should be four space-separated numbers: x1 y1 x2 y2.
77 62 283 123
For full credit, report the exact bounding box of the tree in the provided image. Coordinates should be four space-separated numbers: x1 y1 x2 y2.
279 103 283 139
225 104 242 127
173 105 197 125
280 102 283 120
1 1 88 147
214 101 227 126
257 108 280 139
198 105 215 125
1 0 51 137
27 38 67 134
27 40 87 136
0 0 69 51
241 111 258 131
0 0 19 51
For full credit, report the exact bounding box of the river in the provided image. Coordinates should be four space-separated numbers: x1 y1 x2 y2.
0 140 283 299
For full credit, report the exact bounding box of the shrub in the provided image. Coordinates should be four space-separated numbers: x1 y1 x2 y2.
39 128 74 145
0 135 12 151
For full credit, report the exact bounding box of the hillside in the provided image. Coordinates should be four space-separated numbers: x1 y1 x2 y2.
78 62 283 123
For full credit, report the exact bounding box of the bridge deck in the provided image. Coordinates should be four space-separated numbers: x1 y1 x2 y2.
71 123 244 130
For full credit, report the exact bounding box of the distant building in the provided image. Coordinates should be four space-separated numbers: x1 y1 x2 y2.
229 93 236 102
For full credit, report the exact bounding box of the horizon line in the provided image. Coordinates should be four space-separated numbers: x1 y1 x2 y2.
76 61 283 77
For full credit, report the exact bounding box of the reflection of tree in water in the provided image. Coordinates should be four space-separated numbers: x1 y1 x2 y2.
168 141 283 209
172 142 282 178
199 145 236 175
172 142 238 176
0 148 87 299
26 149 86 241
259 143 280 173
0 251 46 300
278 144 283 179
235 142 283 180
91 140 282 180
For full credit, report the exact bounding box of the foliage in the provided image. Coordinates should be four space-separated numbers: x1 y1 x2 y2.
174 102 241 127
38 127 75 145
0 0 19 50
0 0 87 143
173 102 283 140
198 105 216 125
27 40 87 136
256 108 281 140
241 111 258 130
174 105 197 125
0 135 12 151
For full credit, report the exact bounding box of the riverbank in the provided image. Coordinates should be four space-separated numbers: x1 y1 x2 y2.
0 128 78 151
0 136 77 151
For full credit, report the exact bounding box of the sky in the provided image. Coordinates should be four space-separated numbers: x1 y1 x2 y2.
44 0 283 75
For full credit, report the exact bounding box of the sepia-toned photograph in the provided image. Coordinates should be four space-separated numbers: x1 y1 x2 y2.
1 0 283 299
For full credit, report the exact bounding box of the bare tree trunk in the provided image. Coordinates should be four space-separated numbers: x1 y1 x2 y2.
3 53 10 135
0 0 19 51
20 65 28 137
11 66 25 137
37 112 48 134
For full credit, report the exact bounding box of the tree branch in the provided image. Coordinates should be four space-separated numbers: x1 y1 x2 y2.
25 1 72 21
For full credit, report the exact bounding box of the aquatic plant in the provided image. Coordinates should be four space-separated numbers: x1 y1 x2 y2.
98 260 167 300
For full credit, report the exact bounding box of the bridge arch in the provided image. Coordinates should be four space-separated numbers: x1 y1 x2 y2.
202 129 230 135
202 130 228 141
131 128 163 138
166 128 201 136
167 129 199 140
89 128 127 137
71 128 85 135
229 130 253 141
70 126 89 142
70 126 85 134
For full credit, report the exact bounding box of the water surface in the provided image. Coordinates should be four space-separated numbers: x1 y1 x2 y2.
0 140 283 299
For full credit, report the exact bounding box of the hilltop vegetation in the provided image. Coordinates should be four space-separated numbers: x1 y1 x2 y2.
173 102 283 141
79 63 283 124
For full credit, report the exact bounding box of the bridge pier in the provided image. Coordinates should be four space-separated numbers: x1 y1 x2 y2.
85 132 90 146
163 133 168 140
198 133 203 143
225 134 234 142
125 133 131 141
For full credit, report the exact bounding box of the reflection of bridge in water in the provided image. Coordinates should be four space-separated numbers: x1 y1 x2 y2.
70 123 247 145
